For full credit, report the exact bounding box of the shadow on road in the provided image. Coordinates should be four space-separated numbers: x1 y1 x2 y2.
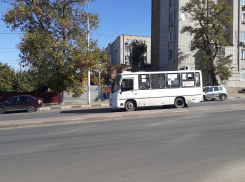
59 105 177 114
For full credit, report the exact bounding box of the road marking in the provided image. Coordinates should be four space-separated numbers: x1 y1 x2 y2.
104 115 122 117
66 118 84 121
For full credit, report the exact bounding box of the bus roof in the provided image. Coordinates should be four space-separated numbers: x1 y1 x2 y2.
118 70 202 76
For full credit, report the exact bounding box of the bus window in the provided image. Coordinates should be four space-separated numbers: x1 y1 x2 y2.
181 73 195 87
139 74 150 90
166 73 180 88
150 74 165 89
195 72 200 87
121 79 134 92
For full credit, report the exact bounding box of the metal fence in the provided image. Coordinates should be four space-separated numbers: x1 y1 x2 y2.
63 86 103 103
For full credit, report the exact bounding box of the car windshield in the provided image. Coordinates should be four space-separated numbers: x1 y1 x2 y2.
111 75 121 93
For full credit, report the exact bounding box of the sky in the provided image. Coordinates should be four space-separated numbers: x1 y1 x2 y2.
0 0 151 71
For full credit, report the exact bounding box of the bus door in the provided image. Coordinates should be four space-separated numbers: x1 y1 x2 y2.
120 77 136 100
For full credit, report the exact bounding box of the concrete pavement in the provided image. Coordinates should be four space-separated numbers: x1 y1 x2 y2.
1 93 245 129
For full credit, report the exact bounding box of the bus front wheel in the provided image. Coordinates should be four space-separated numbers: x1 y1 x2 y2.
125 101 136 111
174 98 185 108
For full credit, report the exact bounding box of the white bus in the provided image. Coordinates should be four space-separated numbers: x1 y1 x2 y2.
109 70 203 111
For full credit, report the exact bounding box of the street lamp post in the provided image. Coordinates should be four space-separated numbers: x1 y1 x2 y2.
87 0 90 104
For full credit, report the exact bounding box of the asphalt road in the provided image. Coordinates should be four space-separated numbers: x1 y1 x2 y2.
0 109 245 182
0 98 245 122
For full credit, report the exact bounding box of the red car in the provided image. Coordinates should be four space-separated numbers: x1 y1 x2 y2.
0 95 43 114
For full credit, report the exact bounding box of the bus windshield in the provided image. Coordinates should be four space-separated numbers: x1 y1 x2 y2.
111 75 121 93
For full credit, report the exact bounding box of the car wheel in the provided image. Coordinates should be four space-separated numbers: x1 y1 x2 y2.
220 94 227 101
27 105 36 112
125 101 136 111
0 108 3 114
203 96 207 101
174 98 185 108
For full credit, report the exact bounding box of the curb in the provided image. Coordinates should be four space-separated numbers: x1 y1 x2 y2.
228 96 245 99
38 104 109 111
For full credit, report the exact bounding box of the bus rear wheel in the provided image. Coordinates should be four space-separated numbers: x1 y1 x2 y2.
174 98 185 108
125 101 136 111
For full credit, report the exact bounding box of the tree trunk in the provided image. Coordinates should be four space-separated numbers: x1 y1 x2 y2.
59 91 64 105
211 71 218 86
99 71 100 85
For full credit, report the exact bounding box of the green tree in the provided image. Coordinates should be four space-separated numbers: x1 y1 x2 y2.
2 0 107 102
90 48 108 87
0 63 16 92
181 0 233 85
129 41 148 68
15 70 38 92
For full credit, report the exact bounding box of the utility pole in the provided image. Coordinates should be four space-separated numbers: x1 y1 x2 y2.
87 0 90 104
207 0 208 25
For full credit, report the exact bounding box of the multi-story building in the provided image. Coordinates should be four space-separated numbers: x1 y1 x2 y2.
151 0 245 91
106 34 151 66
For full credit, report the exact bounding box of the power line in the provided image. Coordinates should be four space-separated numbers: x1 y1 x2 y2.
0 60 20 61
0 51 19 54
0 32 23 34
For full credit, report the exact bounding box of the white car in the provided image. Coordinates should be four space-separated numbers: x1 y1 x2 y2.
202 86 228 101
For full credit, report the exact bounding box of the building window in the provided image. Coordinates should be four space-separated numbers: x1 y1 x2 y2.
241 32 245 41
217 47 225 56
168 49 172 60
169 0 173 6
212 0 218 4
242 50 245 59
241 70 245 80
169 14 173 26
169 32 174 41
125 46 130 52
242 14 245 23
125 56 128 60
242 0 245 6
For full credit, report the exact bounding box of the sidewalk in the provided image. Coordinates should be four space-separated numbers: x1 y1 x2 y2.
226 93 245 98
39 93 245 111
39 100 110 111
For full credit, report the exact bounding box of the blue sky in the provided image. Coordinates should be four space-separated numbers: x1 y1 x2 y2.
0 0 151 71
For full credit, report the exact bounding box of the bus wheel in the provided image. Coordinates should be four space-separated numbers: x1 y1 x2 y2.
174 98 185 108
125 101 136 111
